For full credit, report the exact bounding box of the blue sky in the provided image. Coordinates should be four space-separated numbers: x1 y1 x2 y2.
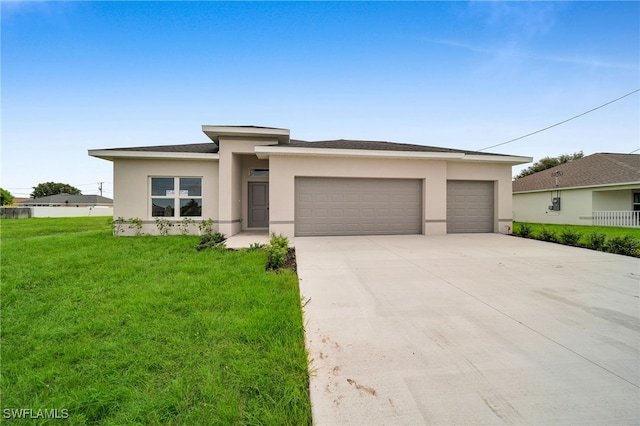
2 1 638 198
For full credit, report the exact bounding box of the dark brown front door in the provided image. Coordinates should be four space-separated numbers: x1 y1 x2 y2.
248 182 269 228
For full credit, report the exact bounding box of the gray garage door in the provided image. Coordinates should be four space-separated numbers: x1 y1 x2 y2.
296 177 422 236
447 180 494 233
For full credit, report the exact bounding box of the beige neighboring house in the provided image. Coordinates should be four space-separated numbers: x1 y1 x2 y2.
89 125 531 237
512 153 640 228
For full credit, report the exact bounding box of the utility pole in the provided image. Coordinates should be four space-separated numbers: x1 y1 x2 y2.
98 182 104 197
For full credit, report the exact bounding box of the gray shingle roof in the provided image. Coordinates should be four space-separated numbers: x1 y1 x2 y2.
20 194 113 205
105 143 219 154
512 153 640 192
286 139 500 155
101 139 504 156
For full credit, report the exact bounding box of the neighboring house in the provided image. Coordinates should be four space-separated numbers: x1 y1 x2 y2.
89 125 531 237
19 194 113 207
512 153 640 228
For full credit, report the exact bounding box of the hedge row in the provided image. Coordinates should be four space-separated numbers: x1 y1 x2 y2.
513 224 639 257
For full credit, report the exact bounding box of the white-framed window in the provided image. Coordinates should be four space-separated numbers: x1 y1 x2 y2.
150 177 202 217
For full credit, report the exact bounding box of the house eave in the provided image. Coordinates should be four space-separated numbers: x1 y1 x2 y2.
202 125 290 145
513 181 640 194
88 149 220 161
255 146 532 164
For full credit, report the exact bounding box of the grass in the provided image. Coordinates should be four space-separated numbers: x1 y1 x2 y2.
513 222 640 241
512 222 640 257
1 217 311 425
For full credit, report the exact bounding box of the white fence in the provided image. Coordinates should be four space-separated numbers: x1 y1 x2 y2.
593 211 640 228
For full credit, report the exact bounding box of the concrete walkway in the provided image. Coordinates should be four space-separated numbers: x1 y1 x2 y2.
224 231 270 249
295 234 640 425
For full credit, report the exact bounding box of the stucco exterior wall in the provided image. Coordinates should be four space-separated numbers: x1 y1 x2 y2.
513 189 592 225
268 155 515 239
113 158 218 235
592 186 638 211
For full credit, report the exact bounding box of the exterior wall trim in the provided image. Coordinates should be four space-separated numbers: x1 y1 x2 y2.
217 219 242 224
255 147 530 164
514 181 640 194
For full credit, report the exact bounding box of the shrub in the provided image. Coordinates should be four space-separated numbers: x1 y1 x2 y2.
517 223 533 238
248 242 267 251
128 217 143 236
196 231 226 251
586 232 607 251
177 217 194 235
112 217 126 235
155 218 174 236
198 218 215 236
559 228 581 246
538 227 558 243
605 235 640 257
267 233 289 270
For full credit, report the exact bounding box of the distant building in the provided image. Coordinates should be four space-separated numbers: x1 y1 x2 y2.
513 153 640 227
19 193 113 207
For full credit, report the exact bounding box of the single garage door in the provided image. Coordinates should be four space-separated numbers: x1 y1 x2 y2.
447 180 494 233
296 177 422 236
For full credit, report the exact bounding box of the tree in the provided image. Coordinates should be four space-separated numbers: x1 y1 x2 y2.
30 182 82 198
514 151 584 179
0 188 14 205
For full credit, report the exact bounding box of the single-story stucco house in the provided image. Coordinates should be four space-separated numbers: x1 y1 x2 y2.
19 194 113 207
512 153 640 228
89 125 531 237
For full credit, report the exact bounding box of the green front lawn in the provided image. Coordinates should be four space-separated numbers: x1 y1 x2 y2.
512 222 640 240
1 217 311 425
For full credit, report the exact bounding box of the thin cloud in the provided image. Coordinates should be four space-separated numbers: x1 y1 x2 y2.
431 38 639 72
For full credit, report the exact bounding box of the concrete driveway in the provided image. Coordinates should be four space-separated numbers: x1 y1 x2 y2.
295 234 639 425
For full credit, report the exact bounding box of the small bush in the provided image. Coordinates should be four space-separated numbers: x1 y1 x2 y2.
586 232 607 251
196 231 226 251
177 217 194 235
517 223 533 238
155 218 174 236
559 228 581 246
248 242 267 251
267 233 289 270
128 217 143 236
112 217 126 235
198 218 215 236
538 227 558 243
605 235 640 257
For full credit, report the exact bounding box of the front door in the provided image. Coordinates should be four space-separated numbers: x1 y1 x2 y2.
248 182 269 228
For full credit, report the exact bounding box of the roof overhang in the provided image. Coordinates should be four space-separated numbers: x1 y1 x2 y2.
254 146 532 164
513 181 640 194
88 149 219 161
202 125 290 145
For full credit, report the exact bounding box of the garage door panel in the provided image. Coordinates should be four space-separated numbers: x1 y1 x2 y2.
296 178 422 236
447 180 494 233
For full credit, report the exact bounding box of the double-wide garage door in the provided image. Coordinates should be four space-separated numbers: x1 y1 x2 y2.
295 177 422 236
447 180 494 233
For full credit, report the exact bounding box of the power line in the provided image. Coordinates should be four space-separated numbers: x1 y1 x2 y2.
630 148 640 154
479 89 640 152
